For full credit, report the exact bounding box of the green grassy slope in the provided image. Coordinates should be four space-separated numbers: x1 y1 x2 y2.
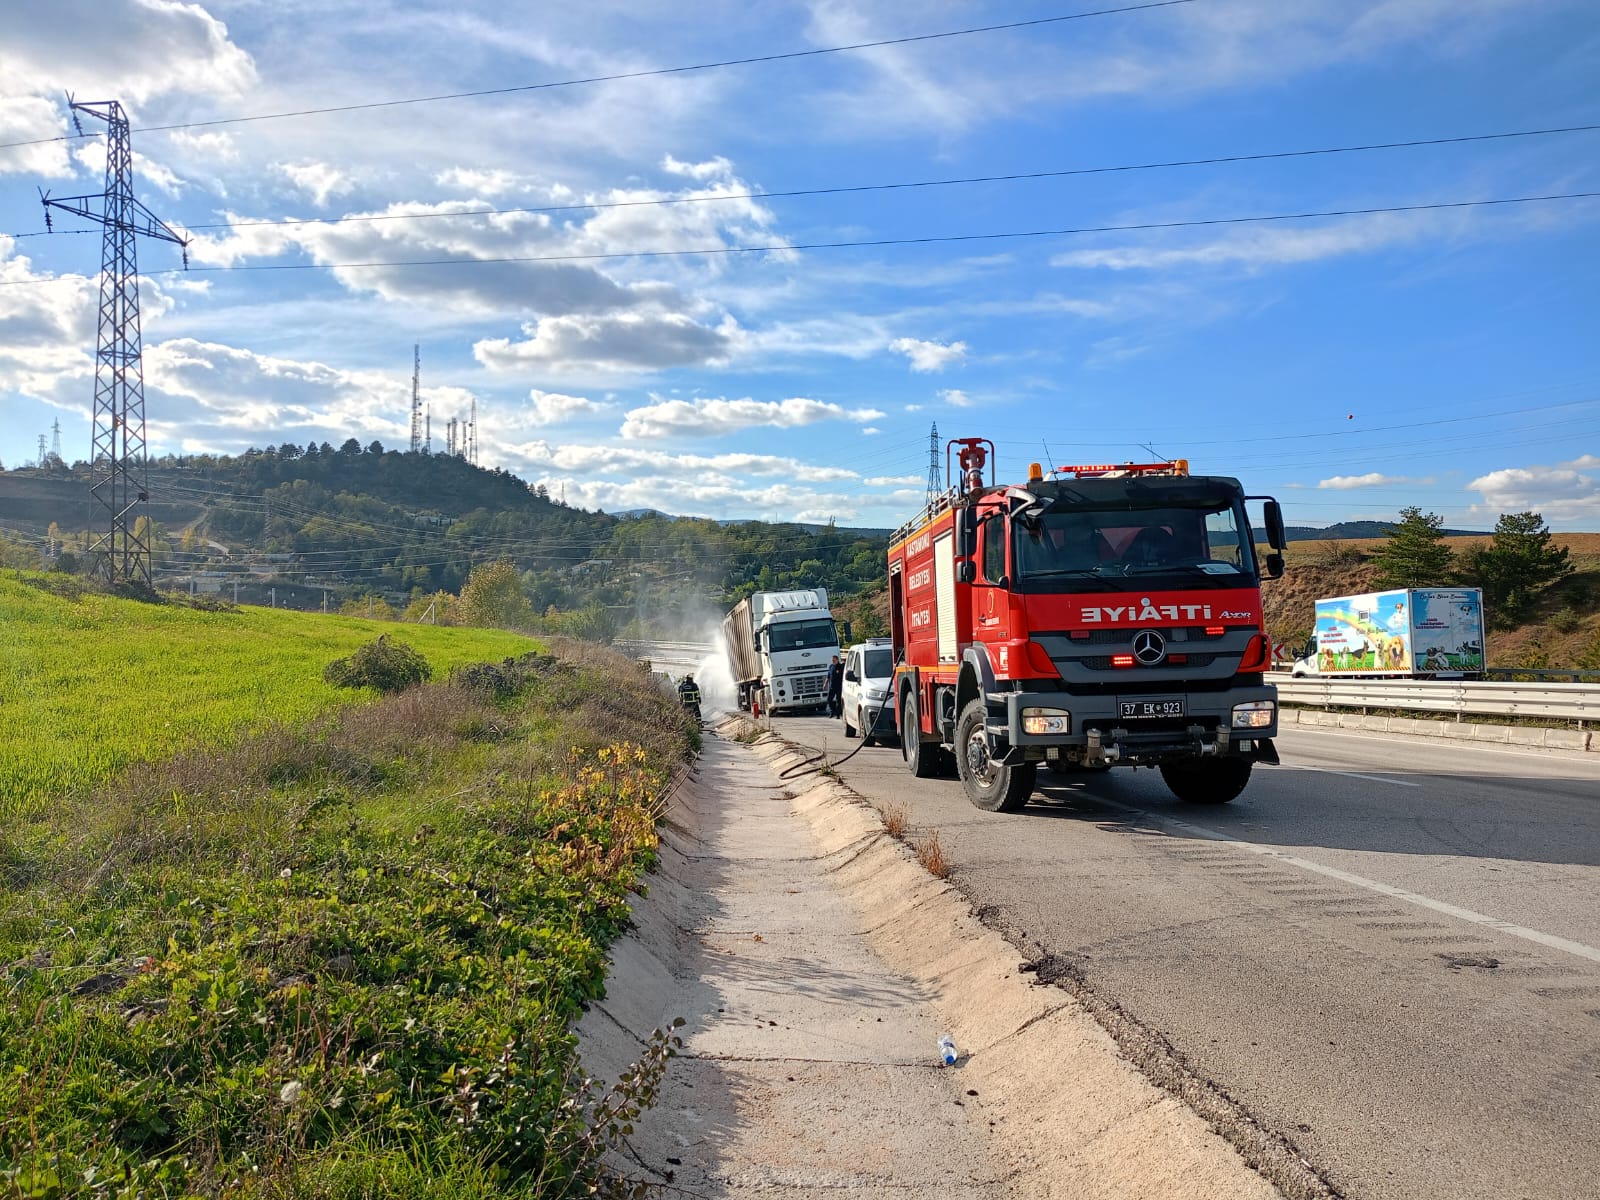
0 574 539 814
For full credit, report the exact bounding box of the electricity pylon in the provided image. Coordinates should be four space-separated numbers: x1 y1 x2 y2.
409 344 422 452
42 97 187 587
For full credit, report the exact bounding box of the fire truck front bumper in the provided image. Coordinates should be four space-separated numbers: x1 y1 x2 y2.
993 686 1280 768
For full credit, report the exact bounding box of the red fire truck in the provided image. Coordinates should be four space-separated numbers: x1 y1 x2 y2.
887 438 1286 812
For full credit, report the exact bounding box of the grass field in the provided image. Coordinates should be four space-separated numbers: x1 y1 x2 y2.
0 576 696 1197
0 573 540 815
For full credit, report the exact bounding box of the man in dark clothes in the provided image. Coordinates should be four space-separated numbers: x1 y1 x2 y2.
825 654 844 718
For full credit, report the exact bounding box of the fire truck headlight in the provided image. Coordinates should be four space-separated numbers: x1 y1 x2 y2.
1022 707 1070 735
1231 701 1275 729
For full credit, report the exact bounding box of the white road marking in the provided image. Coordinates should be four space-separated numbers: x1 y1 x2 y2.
1281 725 1600 769
1104 800 1600 966
1267 764 1420 788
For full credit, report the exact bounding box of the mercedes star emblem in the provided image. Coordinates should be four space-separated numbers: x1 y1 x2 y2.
1131 629 1166 665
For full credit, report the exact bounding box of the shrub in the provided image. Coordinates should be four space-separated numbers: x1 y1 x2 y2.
1549 607 1584 634
450 651 563 699
323 634 432 693
915 828 950 878
1314 540 1365 568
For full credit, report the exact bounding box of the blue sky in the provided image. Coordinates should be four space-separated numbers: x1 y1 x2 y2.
2 0 1597 529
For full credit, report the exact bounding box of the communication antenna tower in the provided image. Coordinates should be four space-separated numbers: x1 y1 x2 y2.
42 97 188 587
446 417 458 457
925 421 942 504
408 344 422 453
424 407 431 453
468 398 478 465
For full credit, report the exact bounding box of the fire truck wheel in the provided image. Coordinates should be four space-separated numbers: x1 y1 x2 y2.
901 692 943 779
956 700 1036 813
1158 759 1252 805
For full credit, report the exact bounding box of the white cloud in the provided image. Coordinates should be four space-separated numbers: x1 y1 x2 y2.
865 474 922 487
477 312 741 374
167 129 238 163
522 388 610 426
186 165 786 361
537 474 866 524
503 440 860 485
939 388 975 408
661 154 734 182
797 1 1542 142
137 337 455 453
1318 472 1410 490
1051 212 1443 274
904 404 923 413
891 336 967 372
860 426 881 435
1467 457 1600 524
0 0 257 108
0 94 73 177
0 240 98 399
434 166 529 196
618 395 886 440
277 162 355 208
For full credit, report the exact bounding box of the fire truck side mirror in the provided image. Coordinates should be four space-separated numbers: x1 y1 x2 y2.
955 507 977 558
957 560 977 584
1263 499 1286 550
1264 552 1284 579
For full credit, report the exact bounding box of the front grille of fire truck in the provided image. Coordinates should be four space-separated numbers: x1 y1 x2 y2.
1033 623 1251 689
1075 625 1226 645
1080 653 1219 671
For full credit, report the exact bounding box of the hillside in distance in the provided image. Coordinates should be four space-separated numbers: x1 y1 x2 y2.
1285 520 1490 541
0 448 889 631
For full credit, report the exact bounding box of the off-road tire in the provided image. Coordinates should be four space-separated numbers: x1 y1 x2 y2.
955 699 1036 813
1159 758 1253 805
901 691 942 778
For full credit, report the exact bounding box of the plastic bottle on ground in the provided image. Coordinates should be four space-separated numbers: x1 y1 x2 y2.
938 1034 957 1066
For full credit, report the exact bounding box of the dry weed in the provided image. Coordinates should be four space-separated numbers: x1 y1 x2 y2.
880 801 908 838
915 828 949 878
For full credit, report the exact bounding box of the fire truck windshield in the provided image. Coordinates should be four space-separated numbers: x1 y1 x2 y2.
1013 501 1255 586
766 618 839 652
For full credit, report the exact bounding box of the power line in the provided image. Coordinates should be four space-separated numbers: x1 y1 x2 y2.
154 123 1600 236
0 1 1197 151
157 191 1600 278
998 395 1600 450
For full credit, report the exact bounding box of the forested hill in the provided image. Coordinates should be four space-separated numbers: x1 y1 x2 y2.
0 445 889 635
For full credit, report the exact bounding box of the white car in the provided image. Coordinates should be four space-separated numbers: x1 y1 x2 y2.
841 639 895 743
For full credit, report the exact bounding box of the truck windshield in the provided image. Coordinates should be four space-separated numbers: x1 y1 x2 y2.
1014 501 1256 585
767 618 838 652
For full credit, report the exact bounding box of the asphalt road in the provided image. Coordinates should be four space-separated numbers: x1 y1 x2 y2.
750 711 1600 1200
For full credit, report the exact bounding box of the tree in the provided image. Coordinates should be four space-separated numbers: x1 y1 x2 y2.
339 594 397 620
1371 507 1453 588
1460 511 1572 626
458 558 534 628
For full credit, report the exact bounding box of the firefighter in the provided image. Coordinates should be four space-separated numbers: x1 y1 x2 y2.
677 673 702 722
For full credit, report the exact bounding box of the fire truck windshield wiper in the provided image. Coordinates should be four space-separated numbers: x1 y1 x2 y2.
1120 562 1235 577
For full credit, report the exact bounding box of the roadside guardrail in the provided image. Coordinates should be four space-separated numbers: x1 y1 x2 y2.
1268 673 1598 723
